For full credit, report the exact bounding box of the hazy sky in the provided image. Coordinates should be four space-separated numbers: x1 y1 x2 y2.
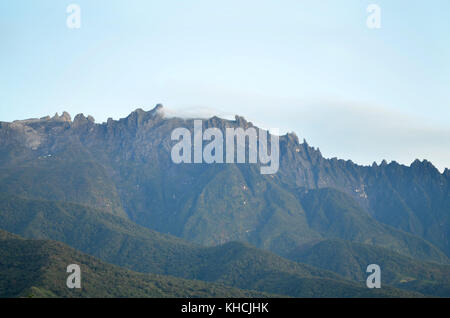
1 0 449 171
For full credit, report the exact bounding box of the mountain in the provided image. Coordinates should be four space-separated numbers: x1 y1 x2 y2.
0 229 271 298
287 239 450 297
0 196 420 297
0 106 447 262
0 105 448 298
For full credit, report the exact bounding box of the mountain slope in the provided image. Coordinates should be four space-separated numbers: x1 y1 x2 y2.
0 230 270 298
0 196 420 297
287 239 450 297
0 194 197 275
296 188 448 263
0 156 126 217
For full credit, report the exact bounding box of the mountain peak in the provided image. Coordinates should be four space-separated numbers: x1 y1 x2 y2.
444 168 450 177
73 113 95 126
234 115 248 127
128 104 164 118
51 111 72 122
410 159 441 176
411 159 434 168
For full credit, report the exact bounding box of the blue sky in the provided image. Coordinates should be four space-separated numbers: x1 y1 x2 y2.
1 0 449 170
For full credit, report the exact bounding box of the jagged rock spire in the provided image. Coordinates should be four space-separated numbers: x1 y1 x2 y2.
51 111 72 122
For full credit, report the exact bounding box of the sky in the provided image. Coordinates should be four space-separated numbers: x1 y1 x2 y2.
0 0 449 171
